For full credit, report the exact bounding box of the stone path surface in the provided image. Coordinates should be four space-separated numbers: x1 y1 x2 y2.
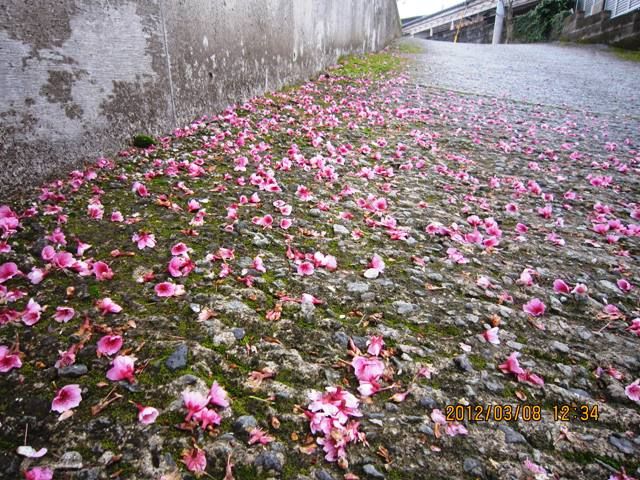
406 39 640 117
0 40 639 480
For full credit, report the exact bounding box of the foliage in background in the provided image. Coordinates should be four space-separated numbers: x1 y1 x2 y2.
512 0 573 43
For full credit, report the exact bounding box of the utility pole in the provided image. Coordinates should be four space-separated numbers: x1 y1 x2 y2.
505 0 514 43
492 0 505 44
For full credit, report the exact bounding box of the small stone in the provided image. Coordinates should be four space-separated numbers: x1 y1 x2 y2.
237 257 253 268
609 435 635 454
398 344 427 357
99 451 115 465
352 336 368 351
576 327 592 341
550 341 569 353
255 451 283 472
393 301 416 315
315 469 336 480
347 282 369 293
58 364 88 377
252 234 270 247
426 272 444 283
385 402 399 412
454 354 474 372
362 464 385 479
333 331 350 348
120 382 142 393
233 415 257 440
165 344 188 371
361 292 376 302
568 388 592 399
484 379 503 393
598 280 619 293
499 425 527 444
77 468 101 480
463 457 483 476
333 224 349 235
232 328 245 340
465 314 480 324
212 331 237 346
607 382 629 402
175 374 199 386
418 396 437 409
57 451 83 469
506 340 523 350
556 364 573 377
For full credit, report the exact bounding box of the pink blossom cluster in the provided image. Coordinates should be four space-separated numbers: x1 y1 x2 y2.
294 251 337 276
305 387 365 462
351 336 386 397
499 352 545 387
181 381 230 431
426 214 503 252
430 408 468 437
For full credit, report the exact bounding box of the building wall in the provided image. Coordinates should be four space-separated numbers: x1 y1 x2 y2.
425 15 496 43
0 0 400 199
562 8 640 48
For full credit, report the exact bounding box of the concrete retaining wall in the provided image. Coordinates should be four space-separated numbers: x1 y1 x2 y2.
562 9 640 48
0 0 400 199
422 15 495 43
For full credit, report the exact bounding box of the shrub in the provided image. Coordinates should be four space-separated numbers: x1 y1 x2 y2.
513 0 573 43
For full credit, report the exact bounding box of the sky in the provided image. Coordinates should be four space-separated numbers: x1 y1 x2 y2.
396 0 462 19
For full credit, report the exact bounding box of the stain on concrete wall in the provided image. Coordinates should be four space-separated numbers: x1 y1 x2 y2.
0 0 400 199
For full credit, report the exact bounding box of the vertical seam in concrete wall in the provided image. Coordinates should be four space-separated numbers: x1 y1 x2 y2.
159 0 178 126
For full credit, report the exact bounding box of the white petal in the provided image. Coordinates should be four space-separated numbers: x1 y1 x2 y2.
363 268 379 279
17 446 47 458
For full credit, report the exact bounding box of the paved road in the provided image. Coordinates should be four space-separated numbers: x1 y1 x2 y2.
404 39 640 118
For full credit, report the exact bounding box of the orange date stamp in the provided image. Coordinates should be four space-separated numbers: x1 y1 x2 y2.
444 404 599 422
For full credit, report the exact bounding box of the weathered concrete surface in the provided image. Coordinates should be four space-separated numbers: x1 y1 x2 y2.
406 39 640 117
1 40 640 479
0 0 400 200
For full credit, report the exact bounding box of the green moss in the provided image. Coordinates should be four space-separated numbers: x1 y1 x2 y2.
233 464 261 479
525 348 561 363
429 378 443 390
421 323 462 337
0 434 20 451
468 354 487 370
501 384 516 399
101 438 120 452
132 134 157 148
87 283 101 299
560 450 639 472
336 52 404 79
612 48 640 63
397 42 423 54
